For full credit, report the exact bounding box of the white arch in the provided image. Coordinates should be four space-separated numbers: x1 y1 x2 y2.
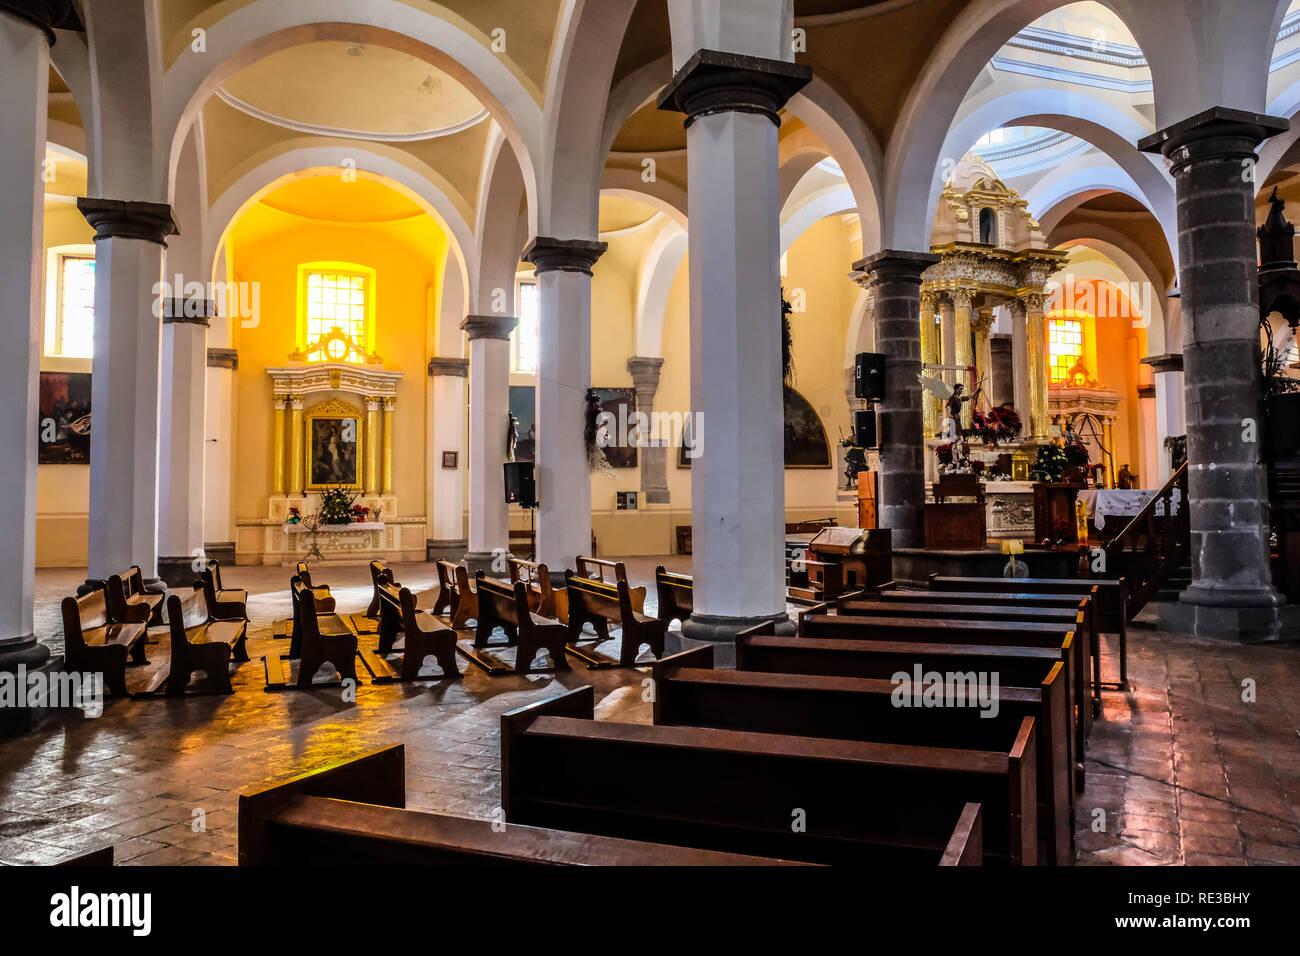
600 169 690 228
844 288 874 368
780 184 856 253
160 0 543 230
474 128 530 316
205 147 475 309
601 54 674 160
634 225 689 357
1024 161 1147 227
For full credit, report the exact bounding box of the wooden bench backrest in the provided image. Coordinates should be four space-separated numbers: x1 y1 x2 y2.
799 613 1076 649
565 572 634 624
574 556 626 585
883 588 1096 610
838 600 1086 625
930 575 1125 613
168 586 209 632
109 565 145 596
654 565 693 621
475 573 527 628
61 589 109 646
502 687 1036 865
295 561 318 589
291 577 322 641
435 560 457 594
508 558 553 595
204 557 226 591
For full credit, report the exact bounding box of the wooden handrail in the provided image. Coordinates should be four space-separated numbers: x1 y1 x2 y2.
1106 460 1189 552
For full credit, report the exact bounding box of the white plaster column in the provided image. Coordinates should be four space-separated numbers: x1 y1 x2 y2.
461 315 516 573
77 198 177 588
627 356 669 504
427 356 468 561
204 347 237 566
659 48 811 639
1142 352 1186 484
156 299 209 586
0 6 55 670
522 238 607 578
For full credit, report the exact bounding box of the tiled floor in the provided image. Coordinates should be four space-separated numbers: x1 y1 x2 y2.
2 557 1299 865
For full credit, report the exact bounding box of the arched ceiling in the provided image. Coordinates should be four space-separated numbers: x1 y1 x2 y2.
599 195 659 233
218 41 487 140
257 175 427 223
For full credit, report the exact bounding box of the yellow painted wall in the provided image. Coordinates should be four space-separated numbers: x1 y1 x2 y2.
226 199 448 543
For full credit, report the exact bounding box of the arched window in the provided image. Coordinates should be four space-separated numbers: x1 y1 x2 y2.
1047 318 1084 384
297 262 376 362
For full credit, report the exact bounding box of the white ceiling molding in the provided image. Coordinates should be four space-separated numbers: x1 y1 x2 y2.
213 87 490 142
989 56 1153 94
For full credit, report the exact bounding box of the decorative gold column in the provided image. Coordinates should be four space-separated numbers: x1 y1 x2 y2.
919 290 939 437
972 310 994 395
381 397 395 495
287 395 304 494
365 398 380 494
1024 292 1050 439
272 398 286 494
952 289 975 428
1103 418 1117 489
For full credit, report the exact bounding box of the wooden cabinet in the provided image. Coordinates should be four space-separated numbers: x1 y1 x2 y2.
924 503 987 550
857 471 877 529
1033 482 1082 543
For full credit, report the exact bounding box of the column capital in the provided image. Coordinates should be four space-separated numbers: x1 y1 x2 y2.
971 310 994 335
657 48 812 127
852 249 941 287
1141 352 1185 374
77 198 178 245
207 347 237 370
0 1 82 43
1138 107 1288 172
949 288 975 310
460 314 518 340
626 355 665 388
522 236 607 275
428 356 469 377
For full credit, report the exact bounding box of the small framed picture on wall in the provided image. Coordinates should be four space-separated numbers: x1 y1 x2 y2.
442 451 458 469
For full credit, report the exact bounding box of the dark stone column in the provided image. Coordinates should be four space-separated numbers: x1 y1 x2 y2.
1140 108 1289 635
853 250 940 550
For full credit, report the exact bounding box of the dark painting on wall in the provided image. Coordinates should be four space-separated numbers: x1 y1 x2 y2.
509 385 537 462
677 385 830 469
38 371 92 464
591 387 638 469
309 418 360 489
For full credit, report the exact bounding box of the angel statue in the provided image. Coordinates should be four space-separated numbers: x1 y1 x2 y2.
918 374 982 442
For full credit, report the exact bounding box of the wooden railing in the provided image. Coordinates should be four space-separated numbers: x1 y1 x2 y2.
1101 461 1190 619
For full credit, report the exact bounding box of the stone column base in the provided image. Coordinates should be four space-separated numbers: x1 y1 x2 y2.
158 556 200 588
427 538 468 562
204 542 236 566
463 551 500 577
681 612 794 667
1152 599 1300 644
0 634 50 672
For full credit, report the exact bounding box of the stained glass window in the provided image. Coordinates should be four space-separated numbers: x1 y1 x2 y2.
1047 318 1083 384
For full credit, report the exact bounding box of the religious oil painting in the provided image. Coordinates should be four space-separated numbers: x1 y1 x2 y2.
306 401 363 491
678 386 829 469
509 385 537 462
591 387 638 469
37 371 92 464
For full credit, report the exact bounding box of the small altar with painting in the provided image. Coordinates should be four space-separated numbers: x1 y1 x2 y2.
233 336 425 564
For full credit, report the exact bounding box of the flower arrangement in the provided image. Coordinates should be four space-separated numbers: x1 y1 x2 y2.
968 404 1022 448
935 443 954 467
287 507 302 525
319 486 359 525
351 504 370 523
1032 444 1068 482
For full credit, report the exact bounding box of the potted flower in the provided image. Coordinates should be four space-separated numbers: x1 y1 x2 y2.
351 504 370 524
319 486 358 526
287 506 301 525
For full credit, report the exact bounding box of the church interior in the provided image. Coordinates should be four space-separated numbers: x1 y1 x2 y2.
3 0 1300 888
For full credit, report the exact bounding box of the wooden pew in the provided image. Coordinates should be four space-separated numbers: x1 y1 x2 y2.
929 574 1129 689
502 686 1026 864
61 588 148 697
736 624 1083 792
796 612 1087 788
238 744 813 866
202 557 248 620
653 645 1071 865
574 556 646 613
437 560 479 628
654 565 693 627
264 577 361 690
462 573 569 675
563 571 668 667
143 585 249 695
507 557 561 620
369 570 460 681
104 565 165 625
430 559 455 617
287 567 352 659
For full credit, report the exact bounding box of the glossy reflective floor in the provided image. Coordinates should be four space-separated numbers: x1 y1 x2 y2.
2 559 1298 866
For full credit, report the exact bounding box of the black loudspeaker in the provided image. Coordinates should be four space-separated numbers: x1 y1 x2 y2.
854 408 878 450
855 351 886 401
504 461 536 507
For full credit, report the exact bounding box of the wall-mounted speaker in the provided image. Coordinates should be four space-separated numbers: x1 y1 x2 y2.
504 461 536 507
855 351 886 401
854 408 878 450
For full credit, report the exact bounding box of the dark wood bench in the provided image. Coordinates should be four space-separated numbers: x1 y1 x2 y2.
437 560 478 628
61 587 148 697
460 573 569 675
508 557 560 620
370 570 460 681
238 744 812 866
796 612 1087 788
287 566 351 659
929 574 1129 689
430 558 455 617
265 577 360 690
295 560 336 610
563 571 667 667
573 556 646 613
502 686 1021 864
653 645 1071 865
201 557 248 619
143 585 248 695
654 565 693 627
105 565 165 625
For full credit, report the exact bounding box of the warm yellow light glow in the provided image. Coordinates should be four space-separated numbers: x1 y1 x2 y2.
296 260 377 361
1047 317 1084 384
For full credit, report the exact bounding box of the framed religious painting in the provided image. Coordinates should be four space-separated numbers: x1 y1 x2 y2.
590 386 638 469
37 371 92 464
305 398 363 491
508 385 537 462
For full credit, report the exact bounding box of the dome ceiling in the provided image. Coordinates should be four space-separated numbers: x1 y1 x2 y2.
218 41 487 141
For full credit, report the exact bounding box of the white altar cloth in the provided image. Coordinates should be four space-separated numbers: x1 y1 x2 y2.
1078 490 1181 529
